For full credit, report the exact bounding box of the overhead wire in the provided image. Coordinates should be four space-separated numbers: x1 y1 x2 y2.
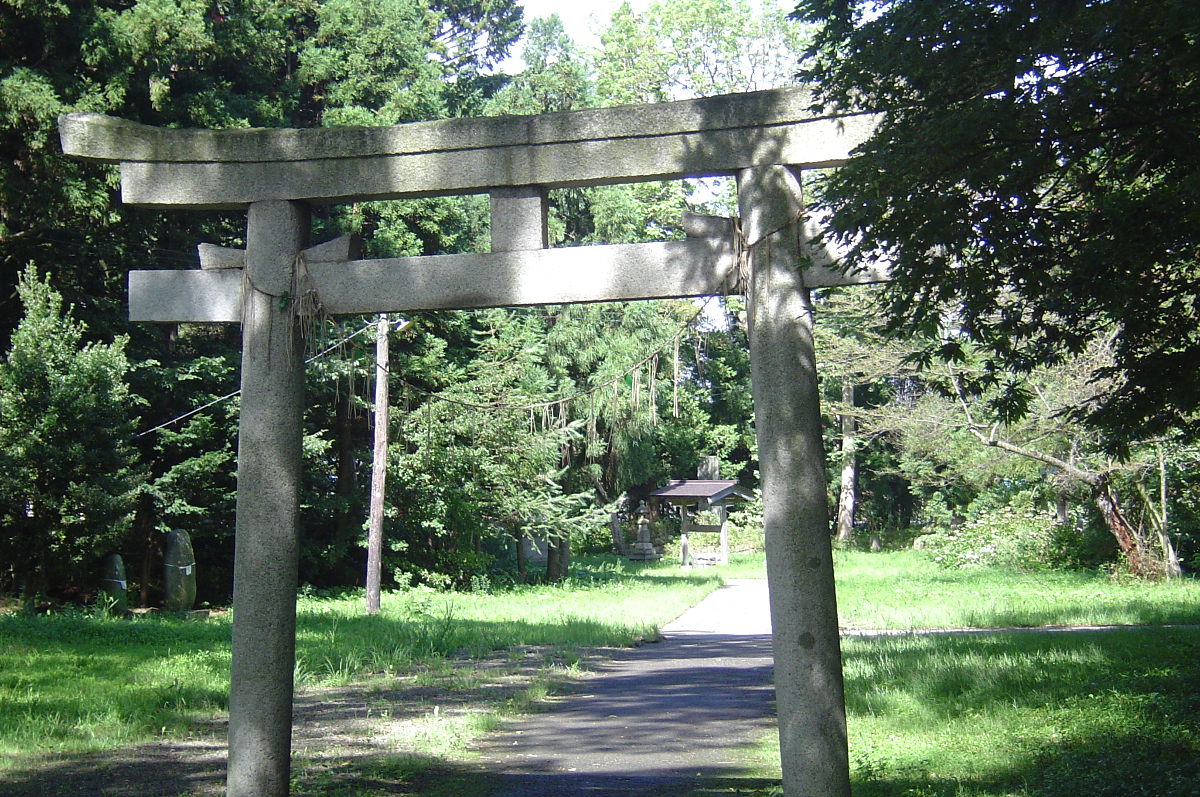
134 319 377 438
133 297 723 438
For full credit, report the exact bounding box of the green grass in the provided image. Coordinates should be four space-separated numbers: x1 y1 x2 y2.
738 549 1200 797
711 548 1200 628
0 556 724 765
834 548 1200 629
3 549 1200 797
0 611 232 762
749 625 1200 796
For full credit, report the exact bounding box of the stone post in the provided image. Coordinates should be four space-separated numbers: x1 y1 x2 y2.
490 186 548 252
627 501 661 562
227 200 309 797
738 166 849 797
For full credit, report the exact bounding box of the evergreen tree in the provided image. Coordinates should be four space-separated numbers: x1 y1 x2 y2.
0 269 141 604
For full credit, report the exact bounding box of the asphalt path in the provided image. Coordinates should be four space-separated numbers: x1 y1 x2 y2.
464 579 779 795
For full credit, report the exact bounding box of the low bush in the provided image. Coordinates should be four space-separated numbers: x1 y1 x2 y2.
921 507 1085 571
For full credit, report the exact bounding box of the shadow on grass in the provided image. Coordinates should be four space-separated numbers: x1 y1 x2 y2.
841 626 1200 797
0 751 782 797
0 738 228 797
3 627 1199 796
849 724 1200 797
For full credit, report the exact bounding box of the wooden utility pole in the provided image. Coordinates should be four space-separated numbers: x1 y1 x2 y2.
836 377 858 543
365 313 389 615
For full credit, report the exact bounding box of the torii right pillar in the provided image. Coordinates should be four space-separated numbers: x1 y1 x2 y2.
739 165 850 797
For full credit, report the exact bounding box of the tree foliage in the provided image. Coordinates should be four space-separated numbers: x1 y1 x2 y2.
0 270 141 602
795 0 1200 452
594 0 809 103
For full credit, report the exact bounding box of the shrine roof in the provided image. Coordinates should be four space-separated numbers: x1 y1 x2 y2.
651 480 753 504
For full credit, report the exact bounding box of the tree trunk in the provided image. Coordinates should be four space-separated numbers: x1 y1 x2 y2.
514 528 527 581
136 497 157 608
610 512 627 556
960 411 1146 577
835 377 857 544
1158 444 1182 578
1092 477 1141 574
1133 455 1183 579
545 537 564 582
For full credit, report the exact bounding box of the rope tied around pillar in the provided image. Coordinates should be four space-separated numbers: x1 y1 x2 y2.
239 249 332 359
728 205 807 296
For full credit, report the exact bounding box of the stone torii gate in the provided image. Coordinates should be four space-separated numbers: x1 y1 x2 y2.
60 87 882 797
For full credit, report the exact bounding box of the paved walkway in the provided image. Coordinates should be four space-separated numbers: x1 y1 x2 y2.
465 580 778 795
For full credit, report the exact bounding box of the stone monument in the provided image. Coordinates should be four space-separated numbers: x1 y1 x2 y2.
627 501 661 562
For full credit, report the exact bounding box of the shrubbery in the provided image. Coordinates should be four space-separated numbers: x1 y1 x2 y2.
921 507 1092 571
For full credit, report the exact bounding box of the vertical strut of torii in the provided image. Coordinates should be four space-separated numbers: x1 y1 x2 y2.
60 88 884 797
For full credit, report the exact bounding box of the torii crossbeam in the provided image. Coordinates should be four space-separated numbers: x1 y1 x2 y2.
60 87 883 797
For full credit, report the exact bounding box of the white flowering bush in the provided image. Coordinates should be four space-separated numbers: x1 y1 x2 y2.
923 507 1074 571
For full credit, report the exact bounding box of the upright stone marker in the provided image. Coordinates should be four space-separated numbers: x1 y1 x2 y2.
99 553 128 615
739 166 850 796
227 201 309 797
163 529 197 612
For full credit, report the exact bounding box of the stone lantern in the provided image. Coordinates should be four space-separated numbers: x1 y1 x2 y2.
627 501 661 562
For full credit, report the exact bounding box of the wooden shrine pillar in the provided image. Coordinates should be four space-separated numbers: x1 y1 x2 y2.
739 166 850 797
227 201 309 797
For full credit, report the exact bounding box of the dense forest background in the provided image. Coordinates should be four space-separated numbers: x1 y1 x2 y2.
1 0 1196 607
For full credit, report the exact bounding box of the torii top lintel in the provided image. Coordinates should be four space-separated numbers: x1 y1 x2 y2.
58 87 877 210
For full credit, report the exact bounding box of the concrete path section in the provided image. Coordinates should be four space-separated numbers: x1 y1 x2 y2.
466 580 777 795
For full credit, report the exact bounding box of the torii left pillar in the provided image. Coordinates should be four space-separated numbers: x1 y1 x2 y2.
228 200 309 797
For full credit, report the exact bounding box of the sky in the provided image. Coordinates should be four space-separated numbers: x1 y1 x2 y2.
518 0 638 49
500 0 649 70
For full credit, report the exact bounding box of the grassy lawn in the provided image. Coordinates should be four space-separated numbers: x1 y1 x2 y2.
756 549 1200 797
838 626 1200 797
2 549 1199 797
834 548 1200 629
0 557 724 767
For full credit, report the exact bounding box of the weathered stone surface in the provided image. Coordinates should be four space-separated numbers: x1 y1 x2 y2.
199 233 358 270
490 186 548 252
112 124 870 208
301 232 361 262
59 88 861 163
58 88 877 208
129 240 734 322
199 243 245 270
739 166 850 797
682 212 736 240
60 87 871 797
130 268 243 322
683 209 890 285
129 236 887 323
99 553 128 615
226 200 308 797
163 530 197 612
